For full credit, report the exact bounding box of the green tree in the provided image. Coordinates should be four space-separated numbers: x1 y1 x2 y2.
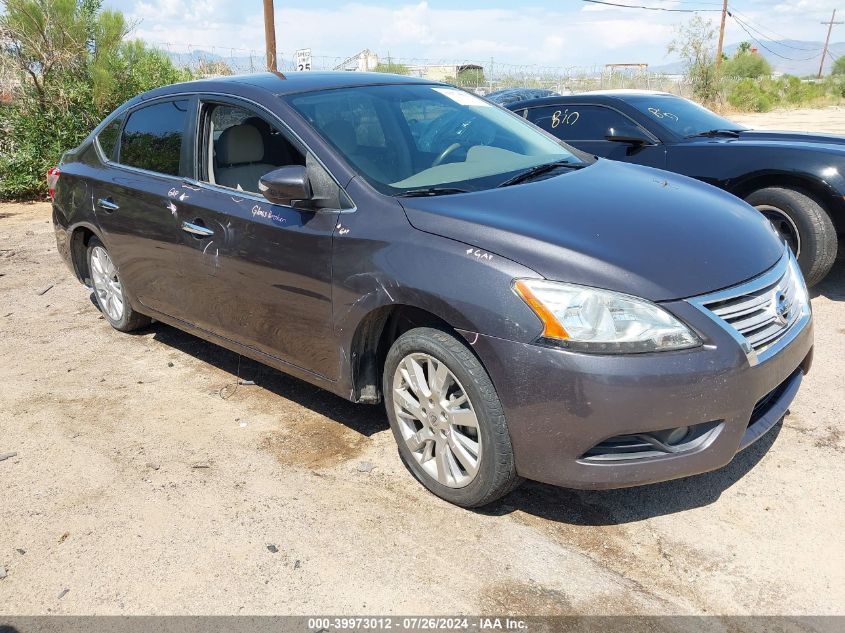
723 46 772 79
832 55 845 76
668 15 720 103
374 61 410 75
0 0 189 199
448 66 486 88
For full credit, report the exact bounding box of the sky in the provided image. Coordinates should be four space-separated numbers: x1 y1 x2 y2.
102 0 845 72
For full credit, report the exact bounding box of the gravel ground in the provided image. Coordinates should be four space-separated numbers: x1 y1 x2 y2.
0 107 843 616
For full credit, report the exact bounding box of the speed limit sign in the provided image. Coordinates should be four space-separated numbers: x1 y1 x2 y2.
295 48 312 71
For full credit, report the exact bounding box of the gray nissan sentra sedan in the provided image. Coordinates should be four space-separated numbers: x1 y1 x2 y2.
51 72 813 507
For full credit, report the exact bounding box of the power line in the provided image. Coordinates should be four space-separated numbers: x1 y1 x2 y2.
730 13 822 62
728 8 823 52
579 0 720 12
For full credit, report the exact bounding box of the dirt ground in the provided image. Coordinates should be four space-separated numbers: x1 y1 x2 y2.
1 107 844 617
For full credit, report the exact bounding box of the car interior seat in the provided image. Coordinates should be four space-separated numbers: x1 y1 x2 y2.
215 124 278 192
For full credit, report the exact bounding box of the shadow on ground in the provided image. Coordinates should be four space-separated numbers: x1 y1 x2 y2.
811 245 845 301
139 316 389 439
143 312 784 525
482 420 782 525
91 288 792 525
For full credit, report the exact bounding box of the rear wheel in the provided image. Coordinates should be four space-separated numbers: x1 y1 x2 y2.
383 327 521 507
87 238 150 332
745 187 837 287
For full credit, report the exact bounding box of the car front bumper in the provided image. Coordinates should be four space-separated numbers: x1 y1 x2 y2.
462 299 814 490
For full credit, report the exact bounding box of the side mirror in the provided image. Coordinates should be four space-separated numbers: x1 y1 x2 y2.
606 125 653 145
259 165 312 206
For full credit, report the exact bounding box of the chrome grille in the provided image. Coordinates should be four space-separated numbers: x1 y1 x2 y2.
688 250 810 366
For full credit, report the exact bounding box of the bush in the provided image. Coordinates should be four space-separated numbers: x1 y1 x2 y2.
723 75 842 113
374 62 410 75
0 0 190 200
727 78 774 112
723 52 772 79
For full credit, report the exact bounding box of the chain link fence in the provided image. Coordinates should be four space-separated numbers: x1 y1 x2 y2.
152 43 695 98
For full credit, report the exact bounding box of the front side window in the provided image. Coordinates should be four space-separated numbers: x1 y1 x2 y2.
286 84 586 194
118 100 189 176
200 102 306 194
528 105 634 141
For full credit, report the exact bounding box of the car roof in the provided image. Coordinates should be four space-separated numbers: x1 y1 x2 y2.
504 89 681 109
579 89 675 97
137 71 442 102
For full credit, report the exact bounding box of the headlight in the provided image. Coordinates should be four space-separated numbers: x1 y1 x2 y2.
514 279 701 353
786 249 811 315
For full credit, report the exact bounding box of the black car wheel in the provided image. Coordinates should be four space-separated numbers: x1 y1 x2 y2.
87 237 150 332
383 327 522 508
745 187 837 287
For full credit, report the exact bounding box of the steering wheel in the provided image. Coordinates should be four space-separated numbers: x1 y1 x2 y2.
431 143 462 168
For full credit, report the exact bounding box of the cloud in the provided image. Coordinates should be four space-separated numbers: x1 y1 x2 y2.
105 0 842 69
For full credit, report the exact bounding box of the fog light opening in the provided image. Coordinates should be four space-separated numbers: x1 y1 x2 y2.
581 421 723 462
654 426 690 446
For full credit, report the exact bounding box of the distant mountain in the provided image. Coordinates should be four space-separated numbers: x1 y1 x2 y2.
652 40 845 77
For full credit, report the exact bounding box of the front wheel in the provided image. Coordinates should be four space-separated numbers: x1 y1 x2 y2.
87 238 150 332
383 327 521 507
745 187 837 287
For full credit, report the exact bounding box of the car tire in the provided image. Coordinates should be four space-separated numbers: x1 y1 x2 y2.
383 327 522 508
745 187 837 287
86 237 150 332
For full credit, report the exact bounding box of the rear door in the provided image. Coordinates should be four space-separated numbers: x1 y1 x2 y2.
522 103 667 168
91 97 196 319
170 97 344 380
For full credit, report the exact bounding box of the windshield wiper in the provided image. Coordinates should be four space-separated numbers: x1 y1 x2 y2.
686 129 742 138
396 187 470 198
497 159 579 188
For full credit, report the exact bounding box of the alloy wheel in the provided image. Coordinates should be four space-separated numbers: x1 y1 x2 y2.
90 246 124 322
392 352 482 488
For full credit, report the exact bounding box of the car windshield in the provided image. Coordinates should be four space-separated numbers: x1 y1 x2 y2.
626 95 746 138
285 84 586 195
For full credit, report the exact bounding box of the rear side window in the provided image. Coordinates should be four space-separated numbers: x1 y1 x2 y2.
528 105 632 140
97 116 123 161
119 100 189 176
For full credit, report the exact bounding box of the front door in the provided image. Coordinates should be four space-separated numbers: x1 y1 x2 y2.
171 99 342 380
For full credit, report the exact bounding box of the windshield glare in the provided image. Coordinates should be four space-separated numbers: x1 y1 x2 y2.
286 84 584 194
627 96 746 138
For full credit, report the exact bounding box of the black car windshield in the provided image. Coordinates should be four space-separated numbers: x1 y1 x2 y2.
626 95 746 138
285 84 587 195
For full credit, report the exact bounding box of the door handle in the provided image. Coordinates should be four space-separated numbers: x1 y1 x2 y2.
97 198 119 212
181 220 214 237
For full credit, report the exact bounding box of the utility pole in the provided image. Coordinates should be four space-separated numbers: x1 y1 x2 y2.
715 0 728 70
263 0 278 72
818 9 843 79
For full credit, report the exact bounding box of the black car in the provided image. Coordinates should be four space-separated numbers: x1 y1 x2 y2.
51 73 812 507
507 90 842 286
486 88 559 106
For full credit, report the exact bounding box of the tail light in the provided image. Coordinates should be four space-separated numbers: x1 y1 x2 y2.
47 166 61 199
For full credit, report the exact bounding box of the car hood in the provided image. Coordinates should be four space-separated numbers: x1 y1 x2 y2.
730 129 845 152
400 160 784 301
